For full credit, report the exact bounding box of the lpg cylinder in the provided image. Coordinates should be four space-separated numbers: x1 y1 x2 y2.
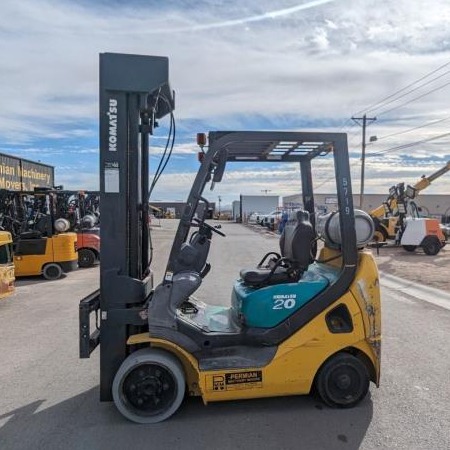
54 218 71 233
316 209 374 248
81 214 98 229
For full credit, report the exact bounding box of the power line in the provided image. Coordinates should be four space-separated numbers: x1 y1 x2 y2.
367 131 450 157
373 116 450 142
365 69 450 115
352 60 450 117
376 79 450 117
314 159 361 190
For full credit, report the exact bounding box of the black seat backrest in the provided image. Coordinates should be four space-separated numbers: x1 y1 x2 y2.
279 210 315 273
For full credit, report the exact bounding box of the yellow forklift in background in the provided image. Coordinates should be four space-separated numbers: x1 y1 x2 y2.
14 232 78 280
79 53 381 424
0 231 15 299
0 190 78 280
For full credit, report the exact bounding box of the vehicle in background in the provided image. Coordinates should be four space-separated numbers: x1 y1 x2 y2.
0 190 78 280
262 210 283 230
247 212 264 224
440 224 450 240
54 191 100 268
14 231 78 279
370 162 450 243
441 212 450 240
0 231 14 299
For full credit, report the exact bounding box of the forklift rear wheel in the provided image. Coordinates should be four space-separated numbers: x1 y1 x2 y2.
78 248 96 268
402 245 417 252
42 263 63 280
315 353 369 408
422 236 441 256
112 348 185 424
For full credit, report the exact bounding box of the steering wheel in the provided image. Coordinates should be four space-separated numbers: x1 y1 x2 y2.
193 218 226 237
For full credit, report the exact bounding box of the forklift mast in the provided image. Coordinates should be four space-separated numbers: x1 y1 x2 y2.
97 53 174 400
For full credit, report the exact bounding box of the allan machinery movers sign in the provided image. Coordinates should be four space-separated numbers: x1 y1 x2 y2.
0 153 54 191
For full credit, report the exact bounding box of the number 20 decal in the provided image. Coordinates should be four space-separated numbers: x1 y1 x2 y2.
273 298 296 310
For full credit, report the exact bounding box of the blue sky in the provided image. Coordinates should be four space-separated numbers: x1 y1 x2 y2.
2 0 450 205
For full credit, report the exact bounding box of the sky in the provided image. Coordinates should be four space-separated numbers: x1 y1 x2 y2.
1 0 450 206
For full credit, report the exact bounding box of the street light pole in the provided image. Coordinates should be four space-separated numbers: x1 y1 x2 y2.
351 114 376 209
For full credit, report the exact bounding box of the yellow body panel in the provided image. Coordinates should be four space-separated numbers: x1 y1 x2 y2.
0 231 15 300
128 249 381 403
14 233 78 277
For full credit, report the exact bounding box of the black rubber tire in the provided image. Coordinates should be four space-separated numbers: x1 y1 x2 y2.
315 353 370 408
422 236 441 256
42 263 63 280
373 225 388 243
78 248 96 268
402 245 417 252
112 348 185 424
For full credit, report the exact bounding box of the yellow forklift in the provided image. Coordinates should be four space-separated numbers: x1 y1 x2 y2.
79 53 381 423
0 190 78 280
0 230 15 299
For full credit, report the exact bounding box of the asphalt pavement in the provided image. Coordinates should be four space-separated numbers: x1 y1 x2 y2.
0 220 449 450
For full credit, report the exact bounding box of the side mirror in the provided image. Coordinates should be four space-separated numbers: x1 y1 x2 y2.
212 149 228 183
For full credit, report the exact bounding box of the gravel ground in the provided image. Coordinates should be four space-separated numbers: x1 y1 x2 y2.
370 244 450 291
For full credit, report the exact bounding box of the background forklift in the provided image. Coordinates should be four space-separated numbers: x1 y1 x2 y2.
80 53 381 424
53 190 100 267
370 162 450 254
0 189 78 280
0 230 15 299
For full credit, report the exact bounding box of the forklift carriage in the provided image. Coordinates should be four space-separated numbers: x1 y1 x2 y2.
79 53 381 424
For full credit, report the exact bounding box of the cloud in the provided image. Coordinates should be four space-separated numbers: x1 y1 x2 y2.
134 0 338 33
2 0 450 195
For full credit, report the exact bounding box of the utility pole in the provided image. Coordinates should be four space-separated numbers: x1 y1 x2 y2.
351 114 376 209
218 195 222 220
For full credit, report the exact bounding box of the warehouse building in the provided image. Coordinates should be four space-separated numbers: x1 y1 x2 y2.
283 193 450 218
233 195 279 222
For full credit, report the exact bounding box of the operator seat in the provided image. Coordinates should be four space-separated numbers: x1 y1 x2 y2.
240 210 316 287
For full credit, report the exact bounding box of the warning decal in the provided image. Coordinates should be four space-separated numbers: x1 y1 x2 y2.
209 371 263 392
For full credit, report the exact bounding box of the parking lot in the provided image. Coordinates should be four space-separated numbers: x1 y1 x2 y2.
1 220 449 450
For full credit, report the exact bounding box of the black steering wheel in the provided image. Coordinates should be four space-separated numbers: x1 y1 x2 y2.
193 218 226 237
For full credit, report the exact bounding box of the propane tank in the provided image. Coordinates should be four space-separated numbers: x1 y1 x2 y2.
54 218 71 233
316 209 374 248
81 214 98 229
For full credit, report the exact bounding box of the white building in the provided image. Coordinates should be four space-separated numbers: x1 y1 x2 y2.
283 193 450 218
233 195 279 221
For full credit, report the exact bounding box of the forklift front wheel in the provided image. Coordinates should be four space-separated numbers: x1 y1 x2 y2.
78 248 96 268
402 245 417 252
112 348 185 424
42 263 63 280
315 353 370 408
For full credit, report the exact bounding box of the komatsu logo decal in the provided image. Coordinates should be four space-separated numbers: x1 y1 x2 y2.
107 98 118 151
